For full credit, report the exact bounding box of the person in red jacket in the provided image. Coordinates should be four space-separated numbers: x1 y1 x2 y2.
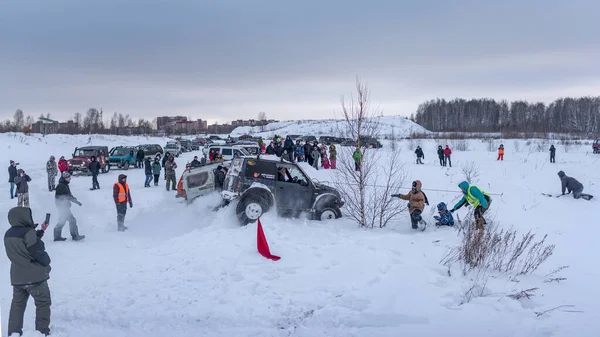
113 174 133 232
57 156 70 174
444 145 452 167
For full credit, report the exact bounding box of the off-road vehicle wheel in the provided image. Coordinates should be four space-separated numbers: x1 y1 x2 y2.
315 204 342 221
102 164 110 173
236 195 270 225
124 162 129 170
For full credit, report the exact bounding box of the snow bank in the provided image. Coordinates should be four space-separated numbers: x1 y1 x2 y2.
230 115 429 139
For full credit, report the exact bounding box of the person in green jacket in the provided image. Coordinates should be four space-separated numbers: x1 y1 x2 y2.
353 148 361 171
151 157 162 186
450 181 491 230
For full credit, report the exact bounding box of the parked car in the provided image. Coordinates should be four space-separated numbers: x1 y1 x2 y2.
237 134 254 141
299 135 317 143
221 156 344 225
177 138 193 152
594 138 600 154
165 142 181 157
318 136 342 144
138 144 164 159
359 137 383 148
202 144 251 160
69 146 110 174
234 141 260 155
109 146 137 170
340 137 382 148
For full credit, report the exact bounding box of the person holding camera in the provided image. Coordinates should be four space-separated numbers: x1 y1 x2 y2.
4 207 52 336
54 172 85 241
14 169 32 208
8 160 18 199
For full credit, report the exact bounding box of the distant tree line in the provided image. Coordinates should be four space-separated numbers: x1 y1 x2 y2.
412 97 600 134
0 108 155 135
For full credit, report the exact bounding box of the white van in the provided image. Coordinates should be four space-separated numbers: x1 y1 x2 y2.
202 144 250 160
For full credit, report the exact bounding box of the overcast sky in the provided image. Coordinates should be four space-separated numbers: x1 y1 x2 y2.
1 0 599 124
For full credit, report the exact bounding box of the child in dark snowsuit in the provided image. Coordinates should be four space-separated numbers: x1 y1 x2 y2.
437 146 444 166
415 146 424 164
434 202 454 227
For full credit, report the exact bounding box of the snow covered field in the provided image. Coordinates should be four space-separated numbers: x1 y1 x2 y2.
1 133 599 337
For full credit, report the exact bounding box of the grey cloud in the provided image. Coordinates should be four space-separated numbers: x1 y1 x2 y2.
1 0 599 122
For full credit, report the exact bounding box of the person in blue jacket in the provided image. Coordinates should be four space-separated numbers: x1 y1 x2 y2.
434 202 454 227
450 181 491 230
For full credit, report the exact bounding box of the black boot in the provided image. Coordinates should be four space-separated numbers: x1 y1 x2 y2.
54 237 67 242
72 235 85 241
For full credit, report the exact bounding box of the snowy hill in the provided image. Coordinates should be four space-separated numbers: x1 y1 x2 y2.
0 132 598 337
230 115 429 138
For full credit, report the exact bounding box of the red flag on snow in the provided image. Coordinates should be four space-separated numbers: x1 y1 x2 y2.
257 217 281 261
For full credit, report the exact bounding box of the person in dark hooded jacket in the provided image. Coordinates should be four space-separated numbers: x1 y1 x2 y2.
304 142 312 164
437 146 445 166
415 146 424 164
136 148 145 168
54 172 85 241
88 155 101 190
283 136 295 162
113 174 133 231
549 145 556 163
144 157 153 187
14 169 31 207
9 160 18 199
214 165 227 190
558 171 593 200
4 207 52 336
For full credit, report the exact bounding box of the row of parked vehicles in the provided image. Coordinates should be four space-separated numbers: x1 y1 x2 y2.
234 134 384 148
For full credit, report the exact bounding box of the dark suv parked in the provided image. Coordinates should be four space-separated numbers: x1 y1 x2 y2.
222 156 344 225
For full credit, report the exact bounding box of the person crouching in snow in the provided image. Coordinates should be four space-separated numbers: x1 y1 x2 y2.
392 180 429 229
434 202 454 227
450 181 491 230
558 171 593 200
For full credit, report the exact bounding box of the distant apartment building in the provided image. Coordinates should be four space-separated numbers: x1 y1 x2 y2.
156 116 208 134
156 116 187 131
173 119 208 134
32 120 79 134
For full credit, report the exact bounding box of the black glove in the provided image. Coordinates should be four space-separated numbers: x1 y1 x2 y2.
75 200 82 206
129 202 133 208
450 209 455 213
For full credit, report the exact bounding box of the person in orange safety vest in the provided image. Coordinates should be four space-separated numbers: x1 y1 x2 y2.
113 174 133 232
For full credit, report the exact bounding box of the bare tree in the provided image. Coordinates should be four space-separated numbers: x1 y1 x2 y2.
334 78 400 228
13 109 24 131
73 112 82 129
373 147 407 227
258 111 267 132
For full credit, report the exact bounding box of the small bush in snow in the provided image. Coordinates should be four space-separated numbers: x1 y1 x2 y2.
461 161 480 184
513 140 521 152
450 139 469 151
442 216 555 277
561 139 573 153
485 138 495 152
